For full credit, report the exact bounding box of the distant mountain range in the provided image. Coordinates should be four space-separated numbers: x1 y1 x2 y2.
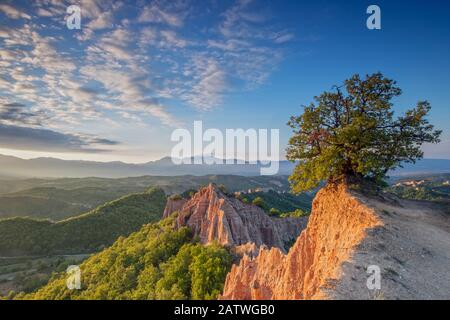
0 154 449 179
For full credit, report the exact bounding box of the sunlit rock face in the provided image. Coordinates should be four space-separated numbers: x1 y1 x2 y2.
163 184 307 251
162 197 187 219
221 183 382 300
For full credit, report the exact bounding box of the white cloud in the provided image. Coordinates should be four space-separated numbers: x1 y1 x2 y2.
0 123 119 153
79 0 103 18
219 0 255 38
208 39 250 51
138 3 184 27
36 8 53 17
73 0 123 41
183 57 227 110
160 30 188 48
100 43 133 61
139 27 157 46
87 11 114 30
0 48 16 60
0 0 293 152
30 33 77 74
0 4 31 20
273 33 294 44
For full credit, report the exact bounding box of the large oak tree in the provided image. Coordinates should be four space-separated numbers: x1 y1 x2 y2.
286 73 442 193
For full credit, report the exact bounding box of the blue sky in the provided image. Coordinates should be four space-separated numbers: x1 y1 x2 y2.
0 0 449 162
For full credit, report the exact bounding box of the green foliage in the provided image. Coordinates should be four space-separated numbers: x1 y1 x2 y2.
0 186 150 221
279 209 309 218
269 208 281 216
181 189 197 198
242 190 312 214
169 194 183 201
0 175 291 198
287 73 441 193
0 193 87 221
189 244 232 299
21 217 232 300
0 255 87 298
252 196 265 208
0 188 167 256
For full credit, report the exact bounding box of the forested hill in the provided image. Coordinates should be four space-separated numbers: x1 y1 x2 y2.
17 216 232 300
0 188 166 256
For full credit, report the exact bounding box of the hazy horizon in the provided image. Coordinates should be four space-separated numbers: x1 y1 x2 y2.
1 0 450 163
1 151 450 165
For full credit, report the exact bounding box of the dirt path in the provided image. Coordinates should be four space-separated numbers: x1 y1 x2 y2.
329 195 450 299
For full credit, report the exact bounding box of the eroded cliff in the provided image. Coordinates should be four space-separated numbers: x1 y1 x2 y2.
163 197 187 219
221 183 383 299
163 184 307 252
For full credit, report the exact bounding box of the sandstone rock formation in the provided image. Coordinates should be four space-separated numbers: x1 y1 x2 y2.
221 183 382 299
221 183 450 300
163 197 187 219
163 184 307 252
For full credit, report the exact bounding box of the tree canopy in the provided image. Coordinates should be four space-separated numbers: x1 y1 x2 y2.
15 216 232 300
286 73 441 193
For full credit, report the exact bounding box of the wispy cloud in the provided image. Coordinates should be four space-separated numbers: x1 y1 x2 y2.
0 123 118 153
0 102 45 126
0 0 294 154
0 3 31 20
138 1 187 27
182 57 228 110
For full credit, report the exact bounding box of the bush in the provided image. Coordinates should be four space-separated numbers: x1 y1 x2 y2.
169 194 183 201
252 197 265 208
269 208 281 217
280 209 309 218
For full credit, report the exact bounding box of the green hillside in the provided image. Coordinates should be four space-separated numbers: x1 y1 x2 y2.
239 190 313 214
0 186 148 221
0 194 89 221
16 216 232 300
0 175 291 196
0 188 167 256
0 175 293 220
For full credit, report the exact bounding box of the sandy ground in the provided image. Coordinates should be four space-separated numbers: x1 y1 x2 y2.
328 194 450 300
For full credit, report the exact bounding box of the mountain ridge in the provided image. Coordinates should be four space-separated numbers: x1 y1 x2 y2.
1 154 449 178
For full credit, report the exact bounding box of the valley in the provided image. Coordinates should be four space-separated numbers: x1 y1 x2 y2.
0 187 166 256
0 176 312 298
387 173 450 203
0 254 89 297
0 173 448 300
0 175 302 220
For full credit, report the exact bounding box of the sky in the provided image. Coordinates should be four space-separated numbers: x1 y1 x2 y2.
0 0 449 163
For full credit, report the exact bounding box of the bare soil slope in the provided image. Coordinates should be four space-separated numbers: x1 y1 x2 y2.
329 194 450 299
221 183 450 300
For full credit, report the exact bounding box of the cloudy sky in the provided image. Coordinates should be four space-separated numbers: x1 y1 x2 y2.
0 0 449 162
